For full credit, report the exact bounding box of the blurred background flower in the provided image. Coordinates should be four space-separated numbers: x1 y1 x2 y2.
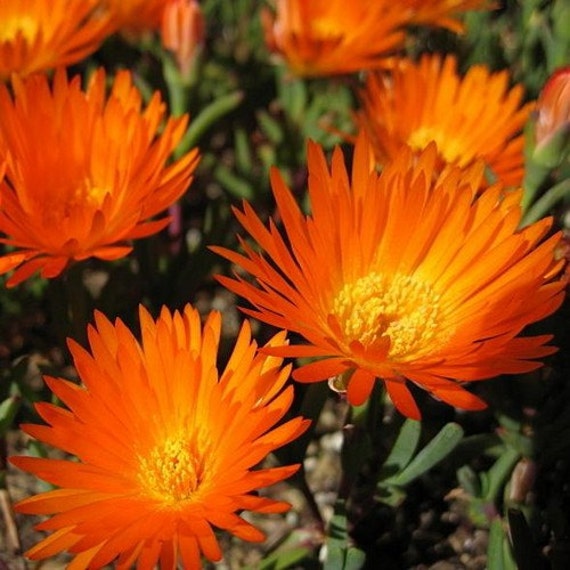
401 0 494 32
260 0 408 76
355 54 533 188
102 0 167 34
0 0 112 80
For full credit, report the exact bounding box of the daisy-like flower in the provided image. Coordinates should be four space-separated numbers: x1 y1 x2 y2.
402 0 493 33
12 304 309 568
356 54 533 188
0 68 199 287
212 135 565 420
0 0 112 80
260 0 408 76
103 0 170 34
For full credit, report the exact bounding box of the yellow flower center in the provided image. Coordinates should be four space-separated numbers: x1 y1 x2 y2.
331 272 443 361
138 436 206 504
44 179 109 226
0 16 38 43
407 126 469 167
74 179 109 208
311 17 343 39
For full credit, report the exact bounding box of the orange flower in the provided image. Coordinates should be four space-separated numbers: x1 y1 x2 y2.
356 54 533 188
12 304 309 568
260 0 408 76
0 0 112 80
0 68 199 287
161 0 205 76
103 0 170 33
212 136 565 420
401 0 494 33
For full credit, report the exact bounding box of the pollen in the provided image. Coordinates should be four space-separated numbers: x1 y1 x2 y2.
332 272 444 360
407 126 466 167
138 435 206 504
75 178 109 208
0 16 38 43
311 17 343 39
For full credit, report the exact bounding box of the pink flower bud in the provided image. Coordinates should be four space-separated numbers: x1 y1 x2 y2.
535 66 570 150
161 0 205 76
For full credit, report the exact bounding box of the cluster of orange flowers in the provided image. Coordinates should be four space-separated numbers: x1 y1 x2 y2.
1 0 569 568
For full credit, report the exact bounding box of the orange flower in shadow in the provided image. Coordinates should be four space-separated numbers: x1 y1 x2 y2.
103 0 170 34
402 0 494 33
0 68 199 287
0 0 112 80
261 0 408 76
12 304 309 568
356 54 533 188
212 135 565 420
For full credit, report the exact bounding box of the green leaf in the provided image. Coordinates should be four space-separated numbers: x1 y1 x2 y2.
324 500 366 570
234 127 253 174
180 90 244 152
0 395 21 436
484 447 520 503
488 518 517 570
344 547 366 570
214 164 255 200
242 528 318 570
386 422 464 487
488 519 507 570
379 419 421 479
252 547 314 570
457 465 482 497
257 109 285 145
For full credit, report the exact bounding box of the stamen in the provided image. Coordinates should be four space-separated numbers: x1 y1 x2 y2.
332 272 444 361
0 16 38 43
138 436 206 504
408 126 466 166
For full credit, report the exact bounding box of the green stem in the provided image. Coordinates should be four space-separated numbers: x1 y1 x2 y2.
520 178 570 227
65 263 90 346
178 91 244 155
47 263 90 354
520 162 551 213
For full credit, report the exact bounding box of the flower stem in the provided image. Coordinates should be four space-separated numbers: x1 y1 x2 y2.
47 262 90 353
520 178 570 227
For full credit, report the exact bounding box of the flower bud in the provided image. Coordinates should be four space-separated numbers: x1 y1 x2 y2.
534 66 570 168
161 0 205 77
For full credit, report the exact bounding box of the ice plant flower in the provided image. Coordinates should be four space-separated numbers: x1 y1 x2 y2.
12 304 309 568
161 0 205 77
212 136 565 420
401 0 494 33
356 54 533 188
260 0 408 76
534 65 570 166
103 0 170 34
0 0 112 80
0 68 199 287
